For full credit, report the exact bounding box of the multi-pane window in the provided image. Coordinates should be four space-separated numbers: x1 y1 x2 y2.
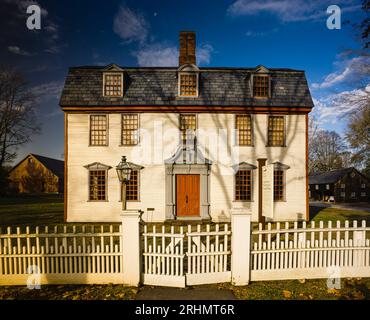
124 170 139 201
179 74 197 96
90 115 108 146
122 114 139 145
104 73 123 97
268 116 285 146
253 75 269 97
274 170 284 201
235 170 252 201
89 170 106 201
236 115 252 146
361 184 366 189
180 114 196 144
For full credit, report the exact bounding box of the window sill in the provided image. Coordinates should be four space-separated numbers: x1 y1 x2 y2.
119 144 140 147
266 145 287 148
233 200 254 203
87 200 109 202
88 145 109 147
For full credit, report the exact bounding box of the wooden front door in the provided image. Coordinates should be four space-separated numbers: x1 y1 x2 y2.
176 174 200 217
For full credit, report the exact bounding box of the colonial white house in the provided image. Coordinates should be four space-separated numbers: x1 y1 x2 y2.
60 31 314 223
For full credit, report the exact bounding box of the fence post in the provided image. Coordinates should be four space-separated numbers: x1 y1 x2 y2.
121 210 142 286
231 208 252 286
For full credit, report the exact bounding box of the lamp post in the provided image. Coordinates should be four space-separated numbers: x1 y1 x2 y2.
116 156 132 211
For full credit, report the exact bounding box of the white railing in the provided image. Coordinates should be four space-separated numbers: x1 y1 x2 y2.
251 220 370 281
141 223 231 287
0 224 123 285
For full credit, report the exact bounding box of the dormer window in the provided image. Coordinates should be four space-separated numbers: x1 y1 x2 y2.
253 75 269 98
103 73 123 97
178 64 199 97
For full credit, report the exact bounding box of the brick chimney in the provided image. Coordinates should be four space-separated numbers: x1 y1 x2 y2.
179 31 196 66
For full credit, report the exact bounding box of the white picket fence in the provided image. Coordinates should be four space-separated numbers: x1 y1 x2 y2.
0 212 369 287
0 225 123 285
142 223 231 288
251 220 370 281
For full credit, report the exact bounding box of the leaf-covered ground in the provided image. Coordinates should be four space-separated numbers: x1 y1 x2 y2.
0 278 369 300
0 284 137 300
224 278 370 300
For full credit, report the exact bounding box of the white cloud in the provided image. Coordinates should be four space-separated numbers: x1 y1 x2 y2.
312 56 370 89
7 46 32 56
245 28 279 37
113 5 148 44
31 81 64 101
312 85 370 125
135 44 178 67
227 0 359 22
135 43 214 67
197 44 214 65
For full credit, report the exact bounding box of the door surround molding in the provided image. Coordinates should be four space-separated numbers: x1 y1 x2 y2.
165 163 211 220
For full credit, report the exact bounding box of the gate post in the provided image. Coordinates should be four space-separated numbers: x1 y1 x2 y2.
231 208 252 286
121 210 142 286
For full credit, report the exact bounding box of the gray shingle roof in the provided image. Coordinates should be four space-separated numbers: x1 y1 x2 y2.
59 66 314 108
309 168 354 185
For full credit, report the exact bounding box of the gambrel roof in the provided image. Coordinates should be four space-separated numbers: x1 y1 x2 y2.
309 167 369 185
59 66 314 109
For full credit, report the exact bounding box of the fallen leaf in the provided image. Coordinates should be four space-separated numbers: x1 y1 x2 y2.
282 290 292 299
298 279 306 284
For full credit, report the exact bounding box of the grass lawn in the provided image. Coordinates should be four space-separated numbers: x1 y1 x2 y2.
0 194 64 228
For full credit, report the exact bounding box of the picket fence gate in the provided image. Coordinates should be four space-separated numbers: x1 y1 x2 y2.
0 225 123 285
142 223 231 288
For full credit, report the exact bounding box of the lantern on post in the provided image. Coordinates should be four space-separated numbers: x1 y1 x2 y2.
116 156 133 210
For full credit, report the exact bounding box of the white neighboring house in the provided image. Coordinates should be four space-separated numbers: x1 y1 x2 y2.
60 31 314 223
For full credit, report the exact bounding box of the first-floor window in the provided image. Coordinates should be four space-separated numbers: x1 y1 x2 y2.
235 170 252 201
326 184 330 190
89 170 107 201
124 170 139 201
350 192 356 198
274 170 284 201
315 185 319 190
361 192 366 197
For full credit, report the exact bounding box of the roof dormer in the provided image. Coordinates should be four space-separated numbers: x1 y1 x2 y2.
102 64 124 97
251 65 271 98
178 64 199 97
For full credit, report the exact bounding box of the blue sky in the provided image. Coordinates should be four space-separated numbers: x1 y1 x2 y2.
0 0 368 163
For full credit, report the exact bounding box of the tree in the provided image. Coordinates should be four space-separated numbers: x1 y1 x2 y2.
309 130 349 173
345 106 370 176
0 67 40 168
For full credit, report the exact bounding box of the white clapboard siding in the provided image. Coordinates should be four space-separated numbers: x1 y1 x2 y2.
251 220 370 281
141 223 232 287
0 224 123 286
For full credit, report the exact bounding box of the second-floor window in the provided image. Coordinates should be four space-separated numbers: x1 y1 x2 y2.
236 115 252 146
253 75 269 98
179 74 197 96
103 73 123 97
180 114 196 144
274 170 284 201
268 116 285 146
90 115 108 146
121 114 139 145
